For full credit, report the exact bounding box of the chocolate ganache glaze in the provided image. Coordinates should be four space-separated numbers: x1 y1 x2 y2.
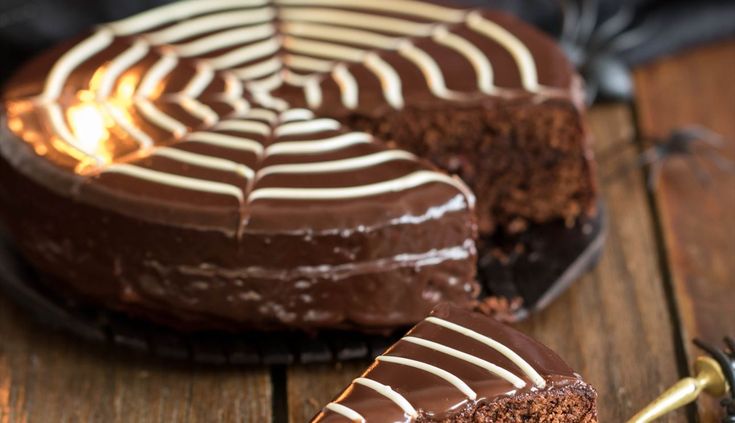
311 304 597 422
0 0 592 330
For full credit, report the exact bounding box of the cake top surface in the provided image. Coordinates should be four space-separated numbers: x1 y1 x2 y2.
1 0 575 234
311 304 582 422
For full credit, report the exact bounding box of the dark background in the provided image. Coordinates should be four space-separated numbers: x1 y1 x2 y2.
0 0 734 97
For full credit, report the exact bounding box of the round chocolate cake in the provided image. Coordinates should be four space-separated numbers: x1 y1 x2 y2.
0 0 596 331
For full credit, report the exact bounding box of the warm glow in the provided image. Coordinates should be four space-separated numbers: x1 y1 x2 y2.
66 101 110 159
115 73 139 101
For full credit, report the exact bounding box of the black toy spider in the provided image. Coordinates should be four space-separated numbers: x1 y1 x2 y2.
694 337 735 422
639 125 735 190
559 0 661 103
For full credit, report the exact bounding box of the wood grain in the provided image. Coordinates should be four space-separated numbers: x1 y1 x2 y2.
0 297 272 423
286 361 368 422
634 39 735 422
516 105 686 422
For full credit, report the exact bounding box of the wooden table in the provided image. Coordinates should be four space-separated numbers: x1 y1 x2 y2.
1 40 733 423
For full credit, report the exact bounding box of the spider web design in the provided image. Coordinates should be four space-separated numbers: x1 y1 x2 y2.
7 0 556 206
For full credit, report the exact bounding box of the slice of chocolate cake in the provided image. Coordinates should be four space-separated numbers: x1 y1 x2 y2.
311 304 598 422
0 0 597 331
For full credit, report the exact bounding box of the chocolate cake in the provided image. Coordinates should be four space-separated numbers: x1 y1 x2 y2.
312 304 598 422
0 0 596 331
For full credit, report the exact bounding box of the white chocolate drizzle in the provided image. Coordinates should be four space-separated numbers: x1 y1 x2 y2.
425 316 546 388
377 355 477 400
22 0 555 208
324 403 365 422
353 378 417 417
322 313 551 419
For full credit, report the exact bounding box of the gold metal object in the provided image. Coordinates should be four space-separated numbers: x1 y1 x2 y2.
627 357 730 423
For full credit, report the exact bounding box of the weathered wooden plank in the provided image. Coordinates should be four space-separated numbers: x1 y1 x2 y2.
285 105 685 422
634 39 735 423
287 361 368 422
0 297 272 423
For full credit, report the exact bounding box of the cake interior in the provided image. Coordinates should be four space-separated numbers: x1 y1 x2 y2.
417 383 597 423
343 99 595 237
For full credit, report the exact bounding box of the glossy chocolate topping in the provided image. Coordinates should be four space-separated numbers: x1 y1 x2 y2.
0 0 582 330
312 304 585 422
2 0 576 237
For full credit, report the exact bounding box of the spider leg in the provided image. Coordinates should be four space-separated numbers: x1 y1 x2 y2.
647 159 664 191
725 336 735 354
560 0 582 45
577 0 599 48
606 14 663 54
601 142 655 183
679 125 727 148
589 4 635 52
640 146 664 166
702 149 735 173
687 153 713 187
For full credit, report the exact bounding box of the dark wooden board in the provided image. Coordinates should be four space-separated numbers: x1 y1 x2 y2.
0 295 273 422
634 39 735 423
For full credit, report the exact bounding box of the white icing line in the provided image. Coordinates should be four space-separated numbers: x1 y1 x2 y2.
424 316 547 388
135 98 187 138
275 0 467 23
281 21 400 50
185 131 264 155
398 41 464 100
332 64 358 109
284 54 334 73
232 56 283 80
324 403 365 423
144 8 276 44
40 29 114 101
222 97 250 117
433 26 494 94
103 164 244 201
96 39 149 100
283 36 365 62
173 24 275 57
208 37 280 70
105 0 269 36
246 108 279 123
246 72 283 92
47 104 94 159
377 355 477 400
182 65 215 97
402 336 526 389
466 11 538 92
274 118 340 137
252 91 289 111
136 53 178 97
353 378 417 418
215 120 271 136
266 132 371 155
303 77 323 108
258 151 415 177
364 53 404 109
278 8 435 36
279 108 314 122
176 96 219 126
248 170 462 201
104 104 154 148
153 147 254 179
223 73 245 98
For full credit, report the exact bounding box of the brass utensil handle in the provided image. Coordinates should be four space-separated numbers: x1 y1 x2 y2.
627 357 729 423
